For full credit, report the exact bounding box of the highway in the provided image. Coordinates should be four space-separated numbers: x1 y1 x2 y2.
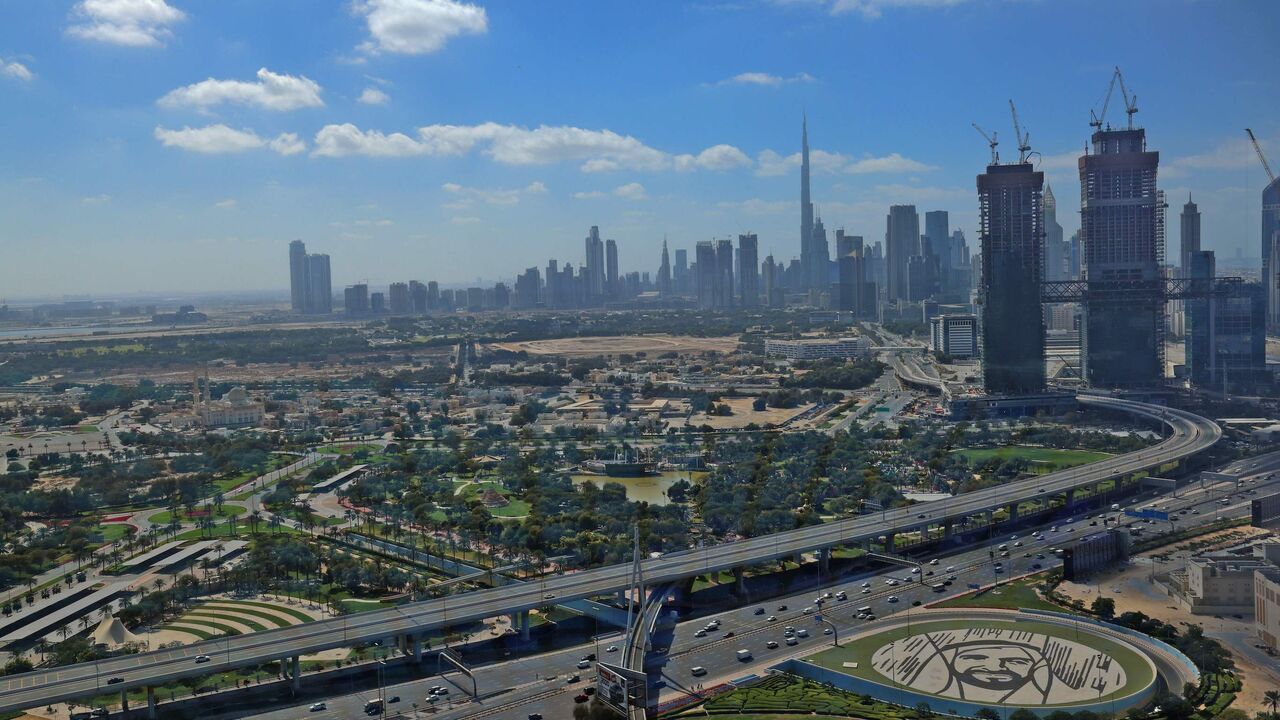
0 395 1222 715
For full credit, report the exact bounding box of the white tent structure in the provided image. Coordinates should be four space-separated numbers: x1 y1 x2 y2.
90 616 139 649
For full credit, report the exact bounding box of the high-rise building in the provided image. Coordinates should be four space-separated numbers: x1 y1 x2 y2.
409 281 428 313
977 160 1046 395
695 241 717 309
388 282 411 314
809 216 830 293
1261 176 1280 332
738 233 759 307
344 284 369 315
605 238 619 298
370 291 386 313
514 267 540 308
1067 230 1082 279
716 238 735 308
1079 125 1164 387
800 115 816 289
763 254 781 308
1179 196 1201 276
1187 250 1267 392
584 226 605 302
835 229 862 259
1043 186 1066 282
427 281 440 310
289 240 309 313
925 211 950 275
305 253 332 314
674 248 689 294
930 314 978 358
657 240 673 295
885 205 920 302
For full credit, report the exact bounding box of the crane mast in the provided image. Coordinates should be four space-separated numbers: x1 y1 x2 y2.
1245 128 1275 183
972 123 999 165
1009 99 1031 163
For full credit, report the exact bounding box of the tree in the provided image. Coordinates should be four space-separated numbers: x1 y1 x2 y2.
1264 690 1280 719
975 710 1000 720
1091 595 1116 619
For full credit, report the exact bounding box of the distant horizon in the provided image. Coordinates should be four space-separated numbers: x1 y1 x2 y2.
2 0 1277 296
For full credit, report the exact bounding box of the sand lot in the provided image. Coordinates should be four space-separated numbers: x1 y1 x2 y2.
492 334 740 357
1057 527 1279 714
686 397 813 429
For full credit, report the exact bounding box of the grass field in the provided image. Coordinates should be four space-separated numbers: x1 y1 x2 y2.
807 617 1154 705
147 505 245 526
668 673 917 719
457 480 531 518
953 446 1111 473
934 575 1064 612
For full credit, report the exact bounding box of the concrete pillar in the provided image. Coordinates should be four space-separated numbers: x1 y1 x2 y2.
861 538 872 552
732 566 749 601
147 686 156 720
883 533 896 552
291 656 301 691
1008 503 1019 521
520 611 531 641
279 657 289 679
120 690 129 715
412 634 423 663
818 547 831 576
943 519 954 538
1065 488 1075 505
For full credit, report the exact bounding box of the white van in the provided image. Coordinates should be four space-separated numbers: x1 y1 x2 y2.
736 649 752 661
691 666 707 676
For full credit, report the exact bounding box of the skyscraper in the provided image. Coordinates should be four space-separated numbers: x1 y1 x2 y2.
738 233 759 307
657 240 673 295
305 253 332 314
1261 176 1280 332
674 248 689 294
344 283 369 315
695 241 717 309
885 205 920 302
925 211 950 272
716 238 735 308
605 238 619 298
977 160 1046 395
409 280 428 313
289 240 308 313
584 226 605 303
1079 124 1163 387
799 115 817 289
1043 186 1066 282
1179 196 1200 276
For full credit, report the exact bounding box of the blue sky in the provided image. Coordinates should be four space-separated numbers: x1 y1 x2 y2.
1 0 1278 298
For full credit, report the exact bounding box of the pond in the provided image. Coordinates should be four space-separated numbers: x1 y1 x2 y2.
570 470 706 506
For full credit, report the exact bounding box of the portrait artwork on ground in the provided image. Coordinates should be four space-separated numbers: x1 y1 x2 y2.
871 627 1126 705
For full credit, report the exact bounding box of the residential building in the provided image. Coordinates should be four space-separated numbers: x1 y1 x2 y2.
763 336 871 361
930 314 977 358
738 233 759 307
885 205 920 301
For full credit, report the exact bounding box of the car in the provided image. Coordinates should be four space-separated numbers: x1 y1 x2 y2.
544 593 556 599
943 579 953 586
929 558 939 565
994 566 1004 573
910 567 921 574
861 587 871 594
606 645 618 652
428 686 443 695
887 596 899 603
1014 541 1023 547
754 607 765 615
784 625 795 633
528 714 544 720
389 696 400 703
567 674 580 683
785 636 799 646
803 606 815 614
777 604 788 611
945 566 955 572
584 688 596 696
431 688 449 696
767 640 779 648
1037 553 1045 560
194 655 210 663
577 660 591 669
574 694 589 704
767 615 777 622
694 629 706 638
861 582 871 588
835 591 847 601
912 600 922 607
310 703 327 712
1032 563 1042 570
886 579 898 586
584 653 597 661
823 627 834 635
917 513 926 519
106 677 124 685
722 631 735 638
691 666 707 676
796 628 809 638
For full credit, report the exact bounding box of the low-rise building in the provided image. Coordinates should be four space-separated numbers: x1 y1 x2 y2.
763 336 871 361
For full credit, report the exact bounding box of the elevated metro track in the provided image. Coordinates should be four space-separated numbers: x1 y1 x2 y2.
0 396 1221 715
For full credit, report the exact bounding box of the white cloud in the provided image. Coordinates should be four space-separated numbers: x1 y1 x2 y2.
81 194 112 205
354 0 488 55
312 123 430 157
159 68 323 112
845 152 934 174
358 87 390 105
675 144 753 172
154 125 306 155
778 0 970 19
755 148 922 176
214 198 237 209
441 180 547 206
1171 135 1272 171
1036 150 1080 172
712 71 816 87
2 60 33 82
67 0 185 47
574 183 648 201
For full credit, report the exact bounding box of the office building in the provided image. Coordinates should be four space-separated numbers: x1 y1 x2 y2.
885 205 920 301
344 284 369 315
305 253 332 314
763 336 871 361
715 239 735 308
289 240 309 313
605 238 619 298
1043 185 1066 282
763 255 781 308
695 241 717 310
835 229 862 260
1180 196 1201 275
738 233 759 307
674 248 689 294
977 160 1046 395
1079 125 1164 387
930 314 977 358
388 282 411 315
584 226 605 303
1187 251 1267 392
800 115 817 289
657 240 672 295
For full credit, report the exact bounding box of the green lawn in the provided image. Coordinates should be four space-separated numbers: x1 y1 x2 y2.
934 574 1064 612
147 505 246 526
199 603 296 628
183 611 268 632
807 617 1154 706
668 673 918 719
209 599 315 623
953 446 1111 473
317 443 381 455
95 523 133 543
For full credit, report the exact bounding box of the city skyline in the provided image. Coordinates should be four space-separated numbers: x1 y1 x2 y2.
1 0 1279 297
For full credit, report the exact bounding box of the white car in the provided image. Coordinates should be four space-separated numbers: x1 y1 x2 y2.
194 655 210 664
861 581 871 588
929 559 939 565
887 596 899 603
861 588 871 594
803 606 815 614
577 660 591 669
785 636 798 646
886 579 898 586
605 645 618 652
309 702 326 712
767 615 777 622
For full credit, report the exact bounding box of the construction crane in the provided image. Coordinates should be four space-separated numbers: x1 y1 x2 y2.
1089 68 1119 130
1245 128 1275 183
972 122 999 165
1009 99 1031 163
1114 66 1138 128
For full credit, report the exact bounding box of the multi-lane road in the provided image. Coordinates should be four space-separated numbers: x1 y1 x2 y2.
0 395 1222 715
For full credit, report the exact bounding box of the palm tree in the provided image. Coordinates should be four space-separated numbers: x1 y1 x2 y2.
1264 690 1280 718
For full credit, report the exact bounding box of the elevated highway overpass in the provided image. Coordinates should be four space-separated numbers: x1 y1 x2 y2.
0 396 1221 716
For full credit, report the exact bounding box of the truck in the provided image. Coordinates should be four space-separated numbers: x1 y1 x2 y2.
736 649 752 661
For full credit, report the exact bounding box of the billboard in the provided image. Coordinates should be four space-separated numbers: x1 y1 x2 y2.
596 662 630 715
1252 492 1280 528
1124 508 1169 522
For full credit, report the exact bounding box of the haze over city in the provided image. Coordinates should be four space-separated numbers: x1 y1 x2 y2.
1 0 1278 297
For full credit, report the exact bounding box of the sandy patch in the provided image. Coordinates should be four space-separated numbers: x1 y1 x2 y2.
492 334 740 357
687 397 813 429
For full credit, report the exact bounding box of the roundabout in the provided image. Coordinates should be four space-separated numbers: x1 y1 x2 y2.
778 609 1197 717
